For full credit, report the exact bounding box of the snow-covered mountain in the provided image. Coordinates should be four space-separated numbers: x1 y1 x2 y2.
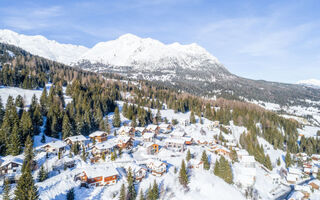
77 33 221 71
1 29 320 109
297 79 320 88
0 29 222 72
0 29 88 64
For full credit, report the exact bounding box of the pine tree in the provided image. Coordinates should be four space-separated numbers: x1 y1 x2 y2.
7 123 21 156
23 135 34 172
126 167 136 200
38 165 48 182
3 178 10 200
104 118 110 135
179 159 189 188
317 171 320 180
156 109 161 123
62 114 72 139
40 86 48 116
230 149 238 163
15 161 39 200
147 185 153 200
285 151 292 168
139 189 144 200
113 106 121 127
32 106 42 135
277 157 281 166
190 111 196 124
186 149 192 162
265 154 273 170
201 150 210 170
20 111 33 142
66 188 75 200
119 183 126 200
131 116 137 128
152 180 159 199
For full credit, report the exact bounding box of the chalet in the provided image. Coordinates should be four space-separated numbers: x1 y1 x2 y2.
146 125 160 134
146 143 159 155
125 164 147 182
142 132 155 142
52 157 75 171
64 135 88 146
266 173 281 185
117 136 134 149
294 185 311 199
309 180 320 190
171 130 186 138
118 126 135 137
188 159 203 170
237 155 256 188
183 137 193 145
92 140 116 157
159 124 173 133
165 138 185 152
296 153 308 161
89 131 107 143
42 141 67 154
0 156 23 177
237 149 249 160
78 165 119 187
134 127 147 136
210 145 230 158
286 174 299 184
207 121 220 130
146 159 166 176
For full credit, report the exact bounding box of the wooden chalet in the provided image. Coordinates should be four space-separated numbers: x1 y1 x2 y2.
64 135 88 146
146 143 159 155
116 136 134 149
146 125 160 134
89 131 107 143
118 126 135 137
78 165 119 187
42 141 67 154
146 159 166 176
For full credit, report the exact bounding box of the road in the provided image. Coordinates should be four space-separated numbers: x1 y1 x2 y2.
275 177 315 200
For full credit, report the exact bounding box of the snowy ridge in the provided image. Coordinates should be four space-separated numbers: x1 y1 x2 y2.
0 29 221 72
0 29 88 65
297 79 320 88
77 33 221 71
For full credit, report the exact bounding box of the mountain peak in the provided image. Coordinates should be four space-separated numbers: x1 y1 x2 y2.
118 33 141 41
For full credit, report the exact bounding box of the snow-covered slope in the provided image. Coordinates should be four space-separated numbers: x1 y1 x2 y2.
0 29 88 65
297 79 320 88
77 33 220 71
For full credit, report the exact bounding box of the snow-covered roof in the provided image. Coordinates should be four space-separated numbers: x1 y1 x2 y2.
65 135 87 142
182 137 193 142
171 131 185 138
93 140 116 150
124 164 146 173
119 126 133 132
44 140 67 149
267 173 280 179
165 138 185 144
159 124 171 129
147 124 159 130
143 132 155 138
135 127 146 132
117 136 131 144
189 159 202 165
240 155 255 163
89 131 106 137
0 156 23 168
288 167 302 175
147 159 166 168
287 174 299 182
83 165 118 178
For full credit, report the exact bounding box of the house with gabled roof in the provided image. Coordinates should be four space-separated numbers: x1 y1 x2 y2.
142 132 155 142
77 165 119 187
165 138 185 152
146 159 166 176
89 131 107 143
116 136 134 149
118 126 135 137
42 141 67 154
146 124 160 134
64 135 88 146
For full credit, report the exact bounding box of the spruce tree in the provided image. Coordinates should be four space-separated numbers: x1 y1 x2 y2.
40 86 48 116
14 160 38 200
3 178 10 200
66 188 75 200
190 111 196 124
38 165 48 182
62 114 72 139
201 150 210 170
7 123 21 156
126 167 136 200
113 106 121 127
152 180 159 199
285 151 292 168
139 189 144 200
179 159 189 188
32 106 42 135
265 154 273 170
20 111 33 142
186 149 192 162
119 183 126 200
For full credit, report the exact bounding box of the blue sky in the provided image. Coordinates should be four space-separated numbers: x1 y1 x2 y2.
0 0 319 83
